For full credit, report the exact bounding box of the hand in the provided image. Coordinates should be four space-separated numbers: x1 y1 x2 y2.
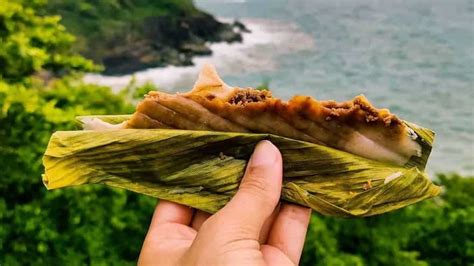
138 140 311 265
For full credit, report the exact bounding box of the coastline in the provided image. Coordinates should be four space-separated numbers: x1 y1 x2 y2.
84 18 315 92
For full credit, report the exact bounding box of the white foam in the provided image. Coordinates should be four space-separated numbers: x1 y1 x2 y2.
83 18 315 92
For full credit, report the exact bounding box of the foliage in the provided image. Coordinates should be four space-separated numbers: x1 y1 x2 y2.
256 79 271 91
42 0 199 56
0 0 98 82
44 0 197 31
119 76 158 101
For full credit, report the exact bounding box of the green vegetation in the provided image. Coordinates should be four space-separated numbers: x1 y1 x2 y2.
0 1 472 265
0 0 98 82
44 0 198 36
256 79 271 91
42 0 199 55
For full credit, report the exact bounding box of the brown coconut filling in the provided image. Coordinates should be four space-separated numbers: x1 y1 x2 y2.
228 89 272 105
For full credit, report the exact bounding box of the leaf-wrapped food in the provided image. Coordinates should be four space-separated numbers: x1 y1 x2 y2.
43 64 439 217
43 128 440 217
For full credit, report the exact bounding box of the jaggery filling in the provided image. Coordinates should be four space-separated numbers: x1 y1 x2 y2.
228 89 272 105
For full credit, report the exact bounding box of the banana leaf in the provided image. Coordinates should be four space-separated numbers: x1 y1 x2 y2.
43 116 440 217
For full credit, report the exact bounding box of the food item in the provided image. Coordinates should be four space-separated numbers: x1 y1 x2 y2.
43 65 440 217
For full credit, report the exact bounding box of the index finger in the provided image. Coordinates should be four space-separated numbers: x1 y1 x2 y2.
266 203 311 265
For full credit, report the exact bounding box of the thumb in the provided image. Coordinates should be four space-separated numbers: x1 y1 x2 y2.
217 140 283 239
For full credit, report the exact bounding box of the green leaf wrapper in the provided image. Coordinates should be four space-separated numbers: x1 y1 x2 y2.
43 118 440 217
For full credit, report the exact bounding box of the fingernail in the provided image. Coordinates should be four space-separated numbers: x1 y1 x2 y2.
249 140 279 167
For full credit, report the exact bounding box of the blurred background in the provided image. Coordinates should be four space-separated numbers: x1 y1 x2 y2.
0 0 472 265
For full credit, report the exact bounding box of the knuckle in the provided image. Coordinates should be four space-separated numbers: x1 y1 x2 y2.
242 172 269 193
282 204 311 224
220 238 260 253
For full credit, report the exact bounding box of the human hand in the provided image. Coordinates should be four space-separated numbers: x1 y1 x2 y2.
138 140 311 265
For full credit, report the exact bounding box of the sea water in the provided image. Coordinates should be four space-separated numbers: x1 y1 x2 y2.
85 0 474 175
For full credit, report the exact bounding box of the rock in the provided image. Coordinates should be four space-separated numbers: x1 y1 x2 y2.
233 20 251 33
180 42 212 55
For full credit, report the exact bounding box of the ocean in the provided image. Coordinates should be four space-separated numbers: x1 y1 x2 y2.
85 0 474 175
